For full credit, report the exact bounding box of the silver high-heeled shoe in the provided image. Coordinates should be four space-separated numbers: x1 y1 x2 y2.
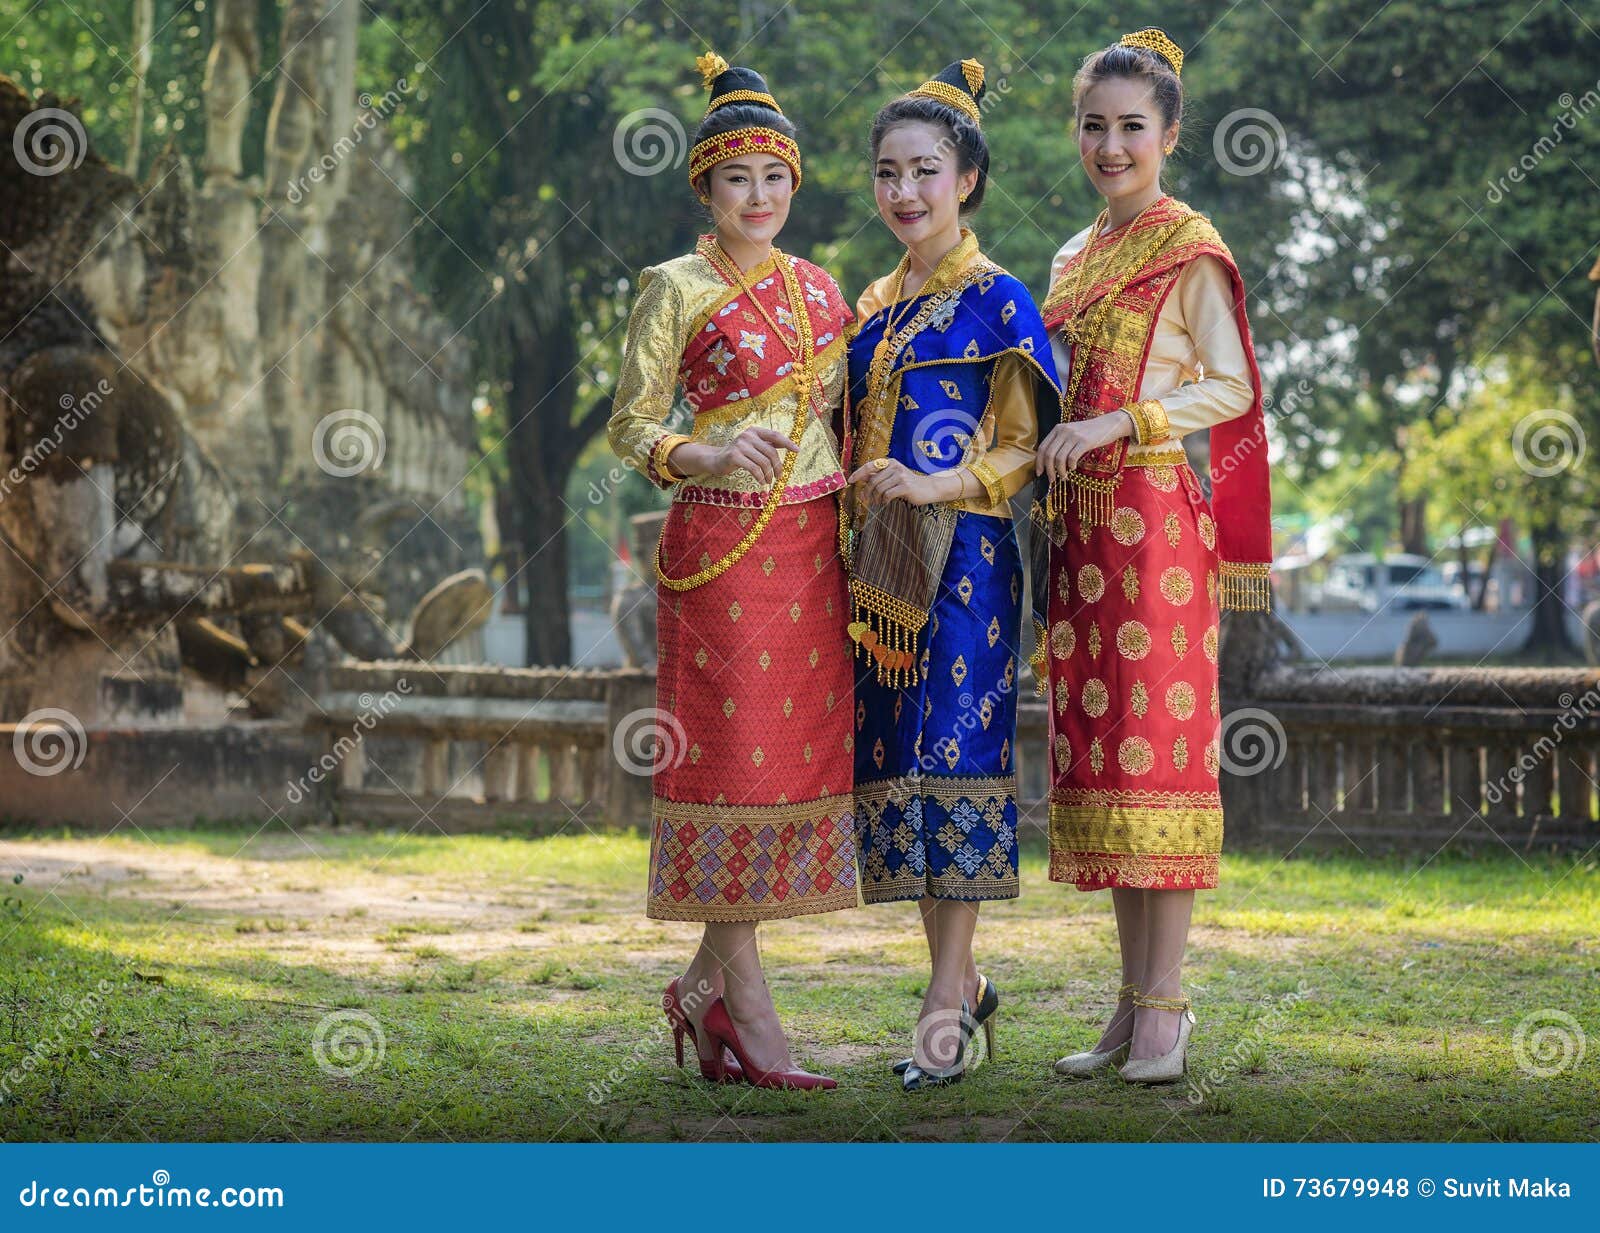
1053 981 1138 1077
1117 992 1196 1085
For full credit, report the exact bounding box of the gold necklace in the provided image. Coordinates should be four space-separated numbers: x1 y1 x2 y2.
1057 195 1167 345
654 241 820 592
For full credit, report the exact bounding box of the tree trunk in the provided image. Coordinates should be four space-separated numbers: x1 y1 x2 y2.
1398 495 1428 556
506 313 578 666
1522 517 1576 660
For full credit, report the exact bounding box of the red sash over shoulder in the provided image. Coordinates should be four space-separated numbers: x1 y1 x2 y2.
1039 197 1271 610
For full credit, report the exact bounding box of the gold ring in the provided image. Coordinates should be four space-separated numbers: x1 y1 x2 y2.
873 458 889 471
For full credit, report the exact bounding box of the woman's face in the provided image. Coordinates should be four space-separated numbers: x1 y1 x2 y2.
873 120 976 247
704 156 793 248
1076 76 1176 207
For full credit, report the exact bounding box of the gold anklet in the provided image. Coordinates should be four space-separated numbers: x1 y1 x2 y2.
1116 982 1140 999
1130 992 1191 1012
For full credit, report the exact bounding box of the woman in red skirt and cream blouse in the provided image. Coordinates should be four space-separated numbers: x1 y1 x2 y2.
1030 28 1273 1085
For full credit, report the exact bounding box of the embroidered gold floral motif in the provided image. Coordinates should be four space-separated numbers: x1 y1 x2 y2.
951 654 968 686
722 697 736 717
1088 622 1102 658
1122 565 1141 601
1054 734 1072 772
940 379 963 400
1054 678 1072 715
873 737 885 769
980 535 995 564
751 746 765 766
809 647 820 668
1089 737 1105 774
783 697 794 718
1143 464 1179 493
1117 620 1152 661
1204 738 1220 776
958 576 973 604
1050 620 1076 659
1110 507 1146 546
1082 678 1110 717
695 647 709 669
1118 736 1155 775
1173 735 1189 770
690 742 703 763
1056 568 1072 601
1203 624 1219 664
804 742 813 762
1171 623 1188 657
987 615 1001 647
788 601 802 622
1166 681 1196 720
758 649 772 670
1131 681 1149 717
1160 566 1194 605
1077 563 1106 602
1198 512 1217 550
1211 682 1220 716
1003 657 1015 688
980 696 994 729
856 699 866 729
1164 511 1181 546
943 736 961 770
1207 569 1217 604
796 509 809 529
1001 737 1010 769
728 600 743 622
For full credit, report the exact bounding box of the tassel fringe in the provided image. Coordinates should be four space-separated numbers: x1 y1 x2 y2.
1218 561 1272 611
848 580 929 688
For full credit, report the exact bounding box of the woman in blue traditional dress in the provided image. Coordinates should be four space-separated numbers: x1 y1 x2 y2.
844 59 1061 1090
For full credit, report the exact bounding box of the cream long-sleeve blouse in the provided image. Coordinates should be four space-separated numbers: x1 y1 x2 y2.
1048 225 1254 456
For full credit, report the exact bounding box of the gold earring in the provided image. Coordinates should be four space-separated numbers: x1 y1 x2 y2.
959 190 970 203
698 195 710 205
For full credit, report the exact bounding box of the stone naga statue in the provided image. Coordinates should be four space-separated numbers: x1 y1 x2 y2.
0 78 488 721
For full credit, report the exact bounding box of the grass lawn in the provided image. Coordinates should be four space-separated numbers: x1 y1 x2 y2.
1 822 1596 1142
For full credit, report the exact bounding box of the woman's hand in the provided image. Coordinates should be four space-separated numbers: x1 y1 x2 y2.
847 457 961 507
672 426 799 484
1034 410 1134 483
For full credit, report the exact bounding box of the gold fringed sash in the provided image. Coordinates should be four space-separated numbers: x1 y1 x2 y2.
1218 561 1272 611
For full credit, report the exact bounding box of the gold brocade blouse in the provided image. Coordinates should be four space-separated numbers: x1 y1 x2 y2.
605 248 851 504
854 231 1040 519
1047 224 1254 457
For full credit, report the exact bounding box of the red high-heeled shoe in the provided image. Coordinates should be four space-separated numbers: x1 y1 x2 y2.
663 978 742 1084
700 997 836 1090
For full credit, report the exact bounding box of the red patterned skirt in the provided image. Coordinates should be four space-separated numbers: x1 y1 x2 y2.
1045 453 1224 890
647 493 858 921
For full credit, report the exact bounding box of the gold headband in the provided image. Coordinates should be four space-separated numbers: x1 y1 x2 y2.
706 89 783 115
907 57 985 126
1118 28 1184 77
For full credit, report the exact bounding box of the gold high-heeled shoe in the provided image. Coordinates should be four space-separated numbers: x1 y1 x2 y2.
1053 982 1138 1077
1117 992 1196 1084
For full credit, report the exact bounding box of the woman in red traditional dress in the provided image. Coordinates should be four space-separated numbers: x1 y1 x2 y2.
606 53 858 1090
1030 29 1273 1084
